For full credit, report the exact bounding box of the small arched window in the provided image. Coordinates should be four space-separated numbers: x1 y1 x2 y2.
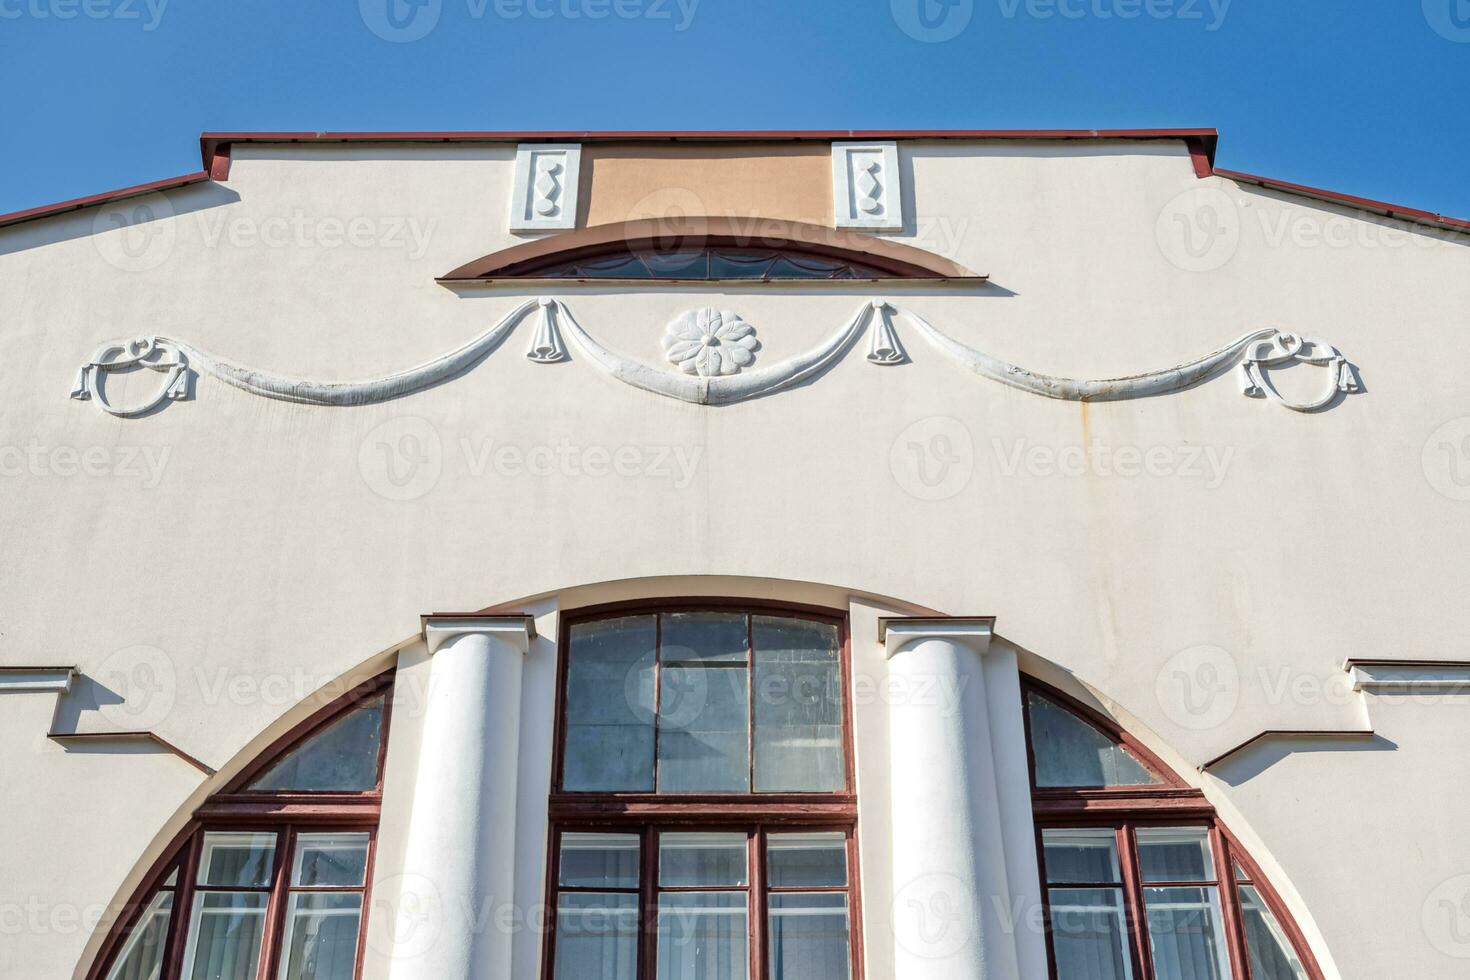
1024 683 1321 980
91 674 394 980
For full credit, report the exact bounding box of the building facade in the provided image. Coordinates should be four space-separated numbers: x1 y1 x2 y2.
2 130 1468 980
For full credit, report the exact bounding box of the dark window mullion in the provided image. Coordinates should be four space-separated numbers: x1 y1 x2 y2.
652 614 663 795
1119 825 1156 980
1211 828 1252 980
257 827 293 980
750 827 766 980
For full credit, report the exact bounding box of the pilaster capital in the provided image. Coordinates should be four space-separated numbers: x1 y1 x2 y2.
878 616 995 659
421 614 537 656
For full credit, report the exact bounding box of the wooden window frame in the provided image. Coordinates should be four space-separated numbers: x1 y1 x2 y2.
88 673 395 980
545 599 864 980
1023 679 1326 980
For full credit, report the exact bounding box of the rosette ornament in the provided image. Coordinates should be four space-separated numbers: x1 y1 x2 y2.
662 309 761 377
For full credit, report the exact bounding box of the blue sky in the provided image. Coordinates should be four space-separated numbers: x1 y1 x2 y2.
1 0 1467 217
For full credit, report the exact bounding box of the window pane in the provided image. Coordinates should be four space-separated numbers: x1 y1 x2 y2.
1047 887 1134 980
768 893 851 980
1043 829 1122 884
277 893 362 980
752 616 844 793
1136 828 1215 883
1028 694 1158 788
662 612 749 664
555 893 639 980
248 695 385 793
656 893 749 980
564 616 657 792
658 666 750 792
560 833 641 890
767 832 847 888
660 833 748 886
106 891 172 980
1239 886 1309 980
292 834 370 887
1143 887 1231 980
197 833 277 888
184 892 268 980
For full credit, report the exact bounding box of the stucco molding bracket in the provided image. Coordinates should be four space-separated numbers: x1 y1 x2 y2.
421 614 537 656
0 665 76 693
72 337 190 417
1343 658 1470 694
878 616 996 657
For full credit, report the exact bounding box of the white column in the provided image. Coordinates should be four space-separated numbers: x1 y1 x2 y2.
388 615 534 980
881 617 1048 980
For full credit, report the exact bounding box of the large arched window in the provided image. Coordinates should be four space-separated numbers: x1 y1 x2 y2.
1024 682 1322 980
91 674 394 980
544 602 858 980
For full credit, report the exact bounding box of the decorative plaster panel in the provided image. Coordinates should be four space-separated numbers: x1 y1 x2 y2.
832 141 903 230
510 144 582 232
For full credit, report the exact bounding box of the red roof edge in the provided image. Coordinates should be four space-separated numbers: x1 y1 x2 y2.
0 171 209 231
1212 166 1470 234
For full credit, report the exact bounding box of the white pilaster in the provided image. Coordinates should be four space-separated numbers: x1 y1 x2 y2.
388 615 535 980
880 617 1047 980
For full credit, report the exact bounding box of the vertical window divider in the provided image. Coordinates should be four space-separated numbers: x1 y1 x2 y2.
255 826 293 980
162 831 204 980
639 826 659 980
746 614 756 794
1118 825 1156 980
1212 828 1252 980
749 826 767 980
652 614 663 795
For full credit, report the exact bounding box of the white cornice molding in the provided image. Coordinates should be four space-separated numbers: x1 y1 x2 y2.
0 666 75 693
70 298 1361 415
421 615 537 656
1344 659 1470 693
879 616 995 658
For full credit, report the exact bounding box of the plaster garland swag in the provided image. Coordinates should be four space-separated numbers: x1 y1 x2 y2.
70 298 1359 416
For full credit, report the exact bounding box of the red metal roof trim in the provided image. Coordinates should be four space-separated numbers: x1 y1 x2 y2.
1213 167 1470 234
0 171 209 231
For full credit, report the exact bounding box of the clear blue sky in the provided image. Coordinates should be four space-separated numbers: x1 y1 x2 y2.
1 0 1467 217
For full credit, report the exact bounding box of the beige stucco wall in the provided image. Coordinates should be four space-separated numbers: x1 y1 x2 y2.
2 138 1468 978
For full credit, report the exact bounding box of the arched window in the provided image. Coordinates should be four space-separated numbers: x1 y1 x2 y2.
545 602 859 980
1024 682 1322 980
91 674 394 980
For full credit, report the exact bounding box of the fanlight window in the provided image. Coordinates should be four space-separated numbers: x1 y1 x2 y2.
1025 683 1321 980
516 245 892 281
94 677 391 980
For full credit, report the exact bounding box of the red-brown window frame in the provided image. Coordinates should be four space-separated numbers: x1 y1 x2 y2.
544 599 864 980
1022 679 1326 980
87 673 395 980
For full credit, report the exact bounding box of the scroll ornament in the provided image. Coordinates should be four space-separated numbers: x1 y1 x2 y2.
70 298 1359 416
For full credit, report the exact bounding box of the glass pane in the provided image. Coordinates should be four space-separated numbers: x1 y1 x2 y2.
767 832 847 888
292 833 370 887
1239 886 1309 980
277 893 363 980
106 891 172 980
656 893 749 980
197 833 277 888
1136 828 1215 883
248 695 385 792
643 250 709 279
184 892 268 980
662 612 749 664
1028 694 1158 788
708 250 778 279
1043 829 1122 884
564 616 657 792
1234 861 1250 883
768 893 851 980
1047 888 1134 980
752 616 844 793
660 833 748 887
1143 887 1231 980
658 666 750 792
163 869 178 888
560 833 641 889
554 893 639 980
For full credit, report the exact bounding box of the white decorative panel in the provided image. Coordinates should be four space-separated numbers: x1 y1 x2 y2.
509 143 582 231
832 141 904 230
